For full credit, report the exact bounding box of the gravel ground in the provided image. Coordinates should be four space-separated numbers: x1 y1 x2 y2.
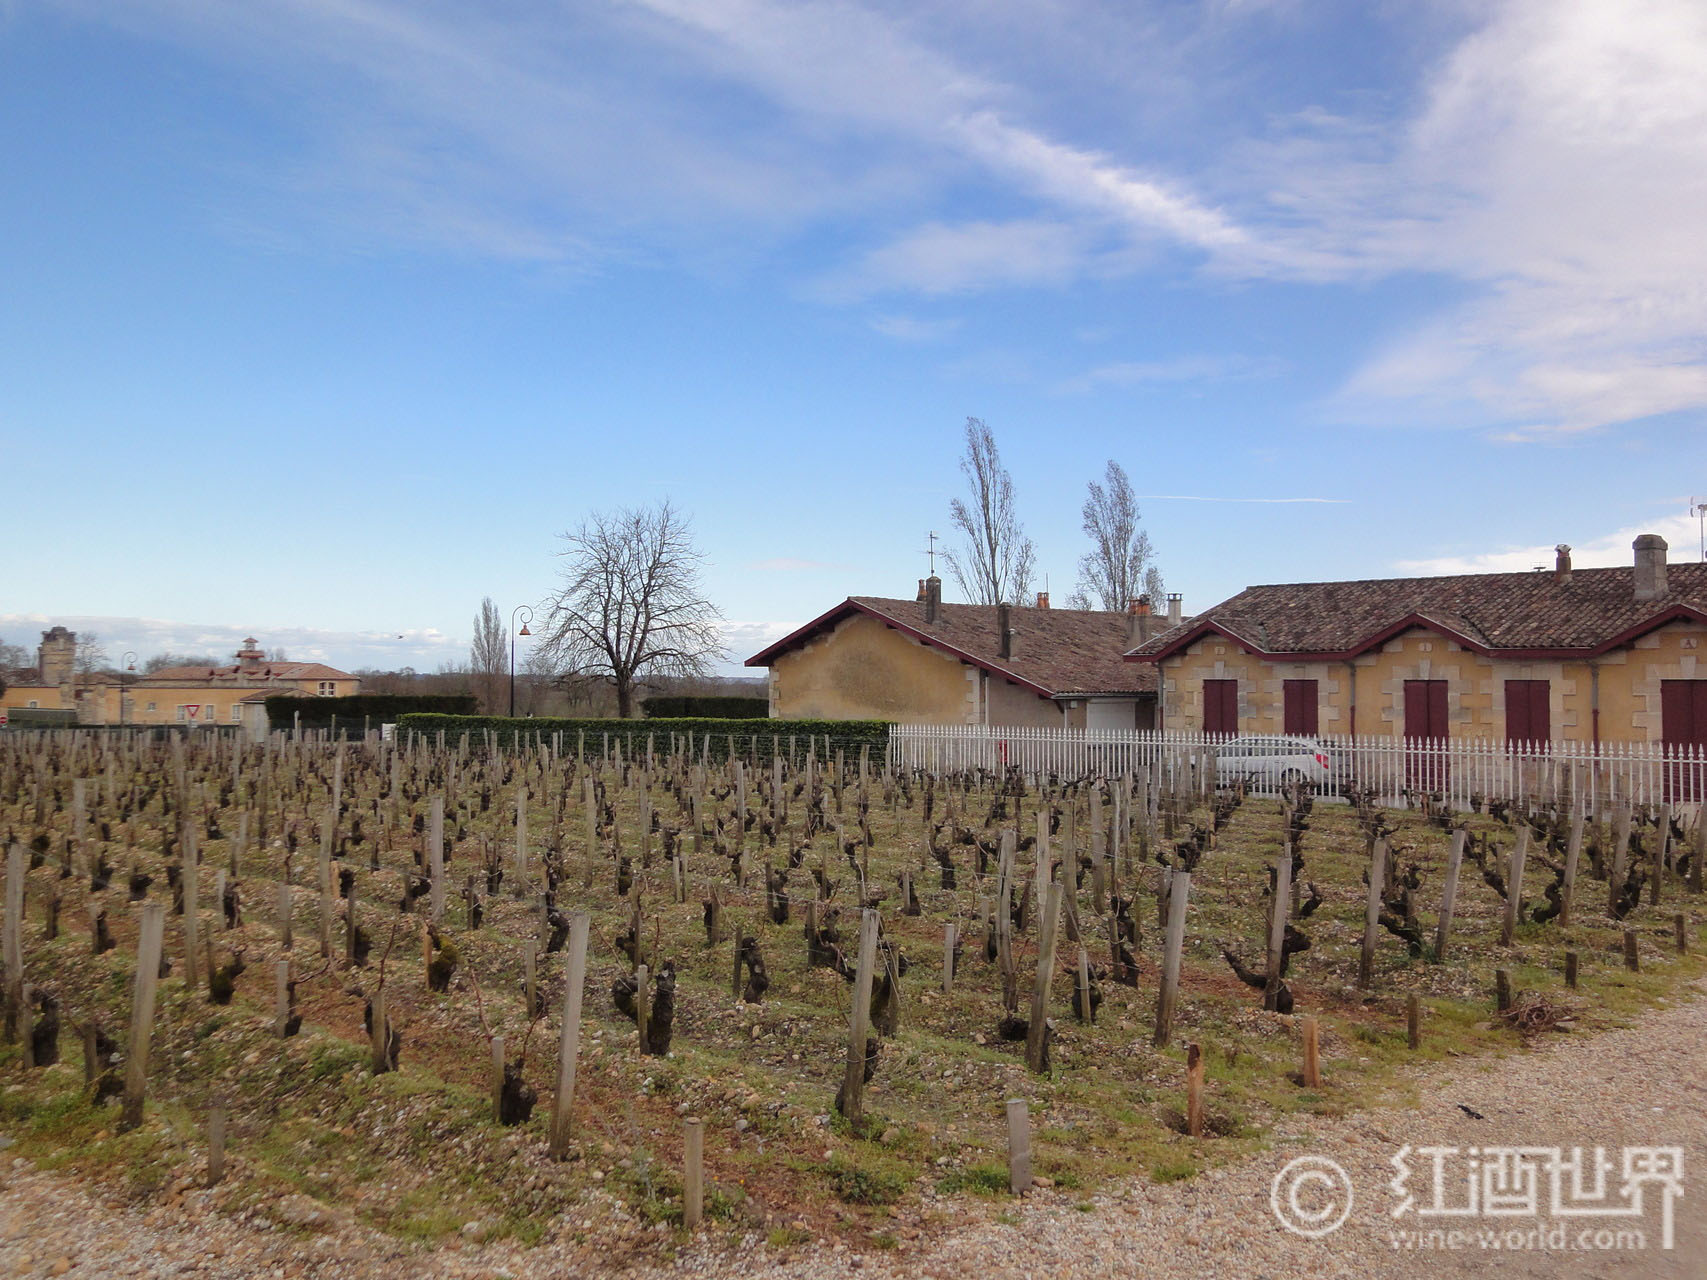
4 985 1704 1280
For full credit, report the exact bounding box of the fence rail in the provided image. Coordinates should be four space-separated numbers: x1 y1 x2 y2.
887 724 1707 811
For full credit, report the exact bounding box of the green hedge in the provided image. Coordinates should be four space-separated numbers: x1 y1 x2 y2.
641 695 769 719
392 714 890 761
267 693 479 730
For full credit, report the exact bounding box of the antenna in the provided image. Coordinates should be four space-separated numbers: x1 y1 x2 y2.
921 531 939 576
1693 497 1707 562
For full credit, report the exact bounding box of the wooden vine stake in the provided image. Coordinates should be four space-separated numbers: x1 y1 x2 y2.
3 844 23 1043
1152 870 1190 1048
120 902 167 1131
1434 828 1466 962
1185 1042 1204 1138
1301 1015 1320 1088
837 909 880 1124
548 911 591 1157
683 1117 705 1229
1500 827 1529 947
1359 838 1386 988
428 796 445 923
1006 1097 1031 1194
1025 881 1063 1073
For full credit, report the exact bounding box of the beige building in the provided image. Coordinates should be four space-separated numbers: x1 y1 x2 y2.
2 631 359 728
746 576 1173 729
1126 536 1707 748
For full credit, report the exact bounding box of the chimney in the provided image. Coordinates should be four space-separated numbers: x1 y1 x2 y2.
923 574 942 624
1035 591 1050 610
997 602 1014 659
1633 534 1668 602
1166 593 1183 628
237 637 265 674
1127 595 1153 648
1554 544 1572 584
916 578 927 603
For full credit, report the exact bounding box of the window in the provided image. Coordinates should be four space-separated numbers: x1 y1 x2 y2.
1203 678 1238 735
1504 680 1550 747
1403 680 1450 740
232 705 243 722
318 681 336 696
146 702 157 713
1283 679 1319 737
1662 680 1707 748
176 706 187 722
26 700 37 709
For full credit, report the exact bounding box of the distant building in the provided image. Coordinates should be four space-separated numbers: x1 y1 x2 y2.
1 632 359 730
746 575 1183 729
1126 535 1706 748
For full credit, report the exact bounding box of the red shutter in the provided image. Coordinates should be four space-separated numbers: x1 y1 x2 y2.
1203 679 1238 735
1404 680 1449 740
1505 680 1550 747
1663 680 1707 747
1283 679 1319 737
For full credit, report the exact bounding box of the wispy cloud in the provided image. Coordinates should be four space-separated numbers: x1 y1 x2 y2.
1137 494 1350 504
59 0 1707 438
0 613 793 678
1230 0 1707 436
1391 510 1700 576
1057 354 1286 394
0 614 464 672
869 313 961 342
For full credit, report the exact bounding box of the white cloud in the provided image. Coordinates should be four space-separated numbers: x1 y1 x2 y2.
0 613 796 678
55 0 1707 436
1238 0 1707 435
869 313 961 342
0 614 465 672
1391 510 1701 576
1138 494 1350 505
824 220 1090 298
1056 353 1286 394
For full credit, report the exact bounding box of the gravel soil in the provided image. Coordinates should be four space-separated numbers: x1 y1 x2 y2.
4 984 1704 1280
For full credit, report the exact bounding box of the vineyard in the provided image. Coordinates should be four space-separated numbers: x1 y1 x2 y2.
1 726 1703 1263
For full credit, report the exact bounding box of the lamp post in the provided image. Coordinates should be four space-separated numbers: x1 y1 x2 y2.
118 651 138 727
510 606 533 718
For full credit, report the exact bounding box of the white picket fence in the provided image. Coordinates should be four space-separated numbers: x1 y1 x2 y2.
887 723 1707 812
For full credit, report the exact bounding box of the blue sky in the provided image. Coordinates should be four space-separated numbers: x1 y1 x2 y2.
3 0 1705 674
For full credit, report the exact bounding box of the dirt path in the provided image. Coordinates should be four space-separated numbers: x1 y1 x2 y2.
4 986 1704 1280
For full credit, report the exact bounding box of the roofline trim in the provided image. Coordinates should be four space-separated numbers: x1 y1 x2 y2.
744 598 1062 698
1125 604 1707 664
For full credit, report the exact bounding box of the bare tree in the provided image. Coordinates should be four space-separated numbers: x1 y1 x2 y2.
0 636 27 697
470 597 506 713
1067 460 1163 612
143 651 222 674
943 417 1036 606
536 500 724 719
74 633 109 677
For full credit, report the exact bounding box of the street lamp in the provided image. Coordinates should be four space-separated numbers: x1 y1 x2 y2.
510 605 533 717
118 651 138 727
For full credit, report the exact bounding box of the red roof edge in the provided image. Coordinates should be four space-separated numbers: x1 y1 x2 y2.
744 599 865 667
1128 604 1707 664
745 598 1057 698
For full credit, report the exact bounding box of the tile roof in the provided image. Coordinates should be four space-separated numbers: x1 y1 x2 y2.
139 662 355 685
1128 561 1707 660
747 596 1158 698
